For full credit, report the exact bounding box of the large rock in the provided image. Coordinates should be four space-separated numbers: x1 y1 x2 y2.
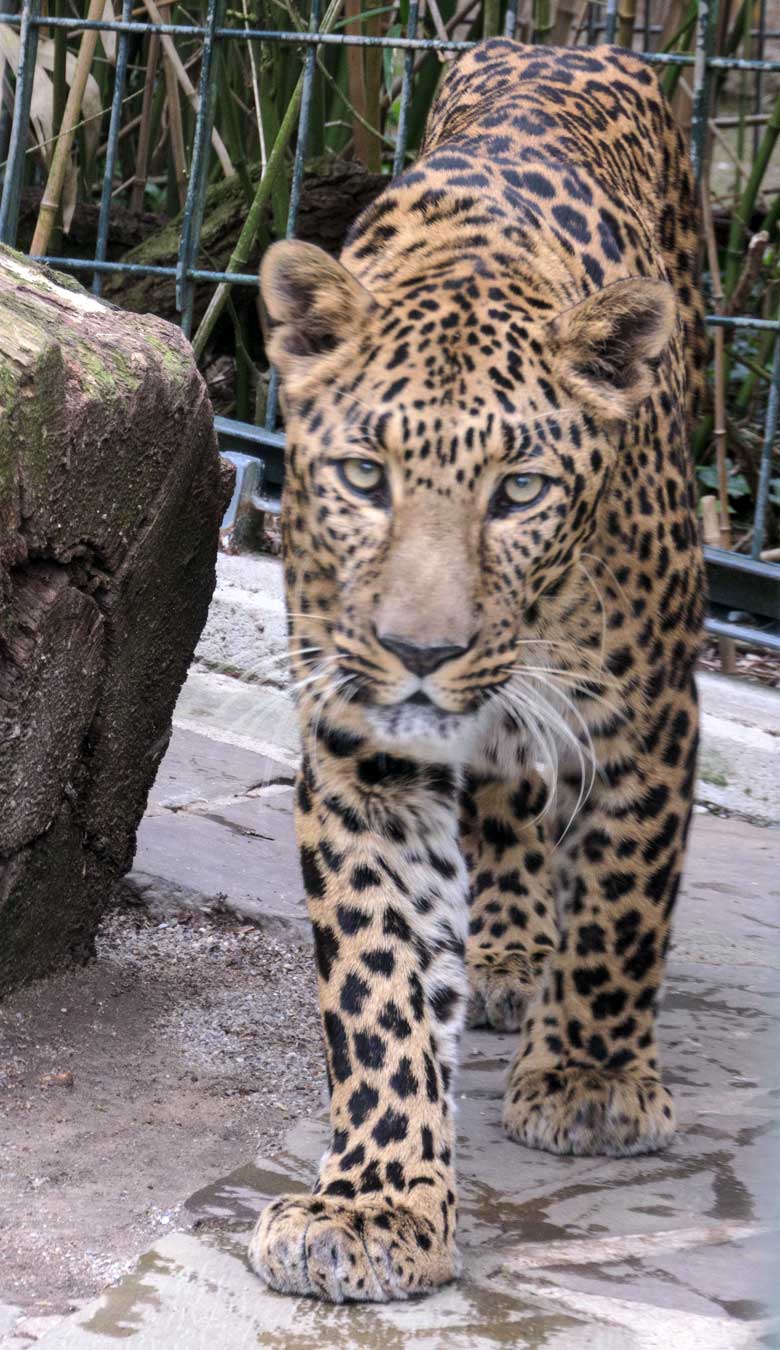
0 246 223 994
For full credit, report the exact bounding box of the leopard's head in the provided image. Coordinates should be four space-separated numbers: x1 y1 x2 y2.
260 240 675 765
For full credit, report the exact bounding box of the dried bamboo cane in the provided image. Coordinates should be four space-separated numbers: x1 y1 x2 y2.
617 0 637 48
141 0 235 177
130 33 161 212
701 187 732 548
160 1 187 208
30 0 106 257
700 181 737 676
533 0 552 43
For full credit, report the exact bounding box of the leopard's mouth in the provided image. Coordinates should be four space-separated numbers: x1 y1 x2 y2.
361 695 480 764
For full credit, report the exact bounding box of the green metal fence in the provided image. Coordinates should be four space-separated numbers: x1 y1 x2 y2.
0 0 778 649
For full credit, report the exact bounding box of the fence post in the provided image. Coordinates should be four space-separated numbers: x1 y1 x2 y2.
691 0 718 184
264 0 323 432
92 0 133 295
752 337 780 561
392 0 419 179
0 0 40 245
177 0 226 336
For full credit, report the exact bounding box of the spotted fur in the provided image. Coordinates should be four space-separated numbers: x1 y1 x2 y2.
248 38 705 1303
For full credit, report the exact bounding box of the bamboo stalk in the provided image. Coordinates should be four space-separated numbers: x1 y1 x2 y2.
724 90 780 296
483 0 502 38
426 0 450 41
678 75 753 180
130 33 161 211
50 0 68 254
701 499 737 673
735 283 778 417
345 0 381 169
533 0 552 43
192 0 344 360
617 0 637 48
141 0 235 177
30 0 106 256
160 2 187 209
383 0 481 107
316 49 394 148
701 179 733 548
762 189 779 239
192 77 304 359
364 4 382 160
729 229 769 313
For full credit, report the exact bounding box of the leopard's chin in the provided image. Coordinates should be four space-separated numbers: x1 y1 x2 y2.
363 699 481 766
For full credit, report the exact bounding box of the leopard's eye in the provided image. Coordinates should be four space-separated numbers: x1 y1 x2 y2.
338 458 386 496
499 472 548 508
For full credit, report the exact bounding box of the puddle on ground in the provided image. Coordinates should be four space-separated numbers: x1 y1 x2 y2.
80 1251 179 1340
185 1162 307 1222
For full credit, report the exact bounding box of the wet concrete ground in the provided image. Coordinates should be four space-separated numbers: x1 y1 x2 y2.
22 715 780 1348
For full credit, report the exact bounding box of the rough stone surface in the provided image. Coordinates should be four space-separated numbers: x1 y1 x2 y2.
0 247 223 994
1 720 777 1345
31 833 780 1344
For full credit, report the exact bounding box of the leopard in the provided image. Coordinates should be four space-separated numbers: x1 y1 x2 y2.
247 37 705 1304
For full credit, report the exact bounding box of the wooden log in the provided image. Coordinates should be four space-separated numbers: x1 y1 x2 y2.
101 162 387 329
0 246 223 994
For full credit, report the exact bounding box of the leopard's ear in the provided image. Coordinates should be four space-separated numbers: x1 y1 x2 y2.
259 241 373 397
550 278 676 421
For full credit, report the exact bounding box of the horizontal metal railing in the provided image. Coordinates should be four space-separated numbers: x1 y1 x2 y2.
0 0 778 649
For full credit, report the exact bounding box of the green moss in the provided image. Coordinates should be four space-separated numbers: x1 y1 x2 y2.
145 332 192 387
0 317 63 491
700 769 729 788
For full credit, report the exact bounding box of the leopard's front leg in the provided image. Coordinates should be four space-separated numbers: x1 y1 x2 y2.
504 721 697 1158
460 772 558 1031
249 739 468 1302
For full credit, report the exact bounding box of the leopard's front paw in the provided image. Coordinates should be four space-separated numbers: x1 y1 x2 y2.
503 1065 675 1157
248 1194 456 1303
466 950 541 1031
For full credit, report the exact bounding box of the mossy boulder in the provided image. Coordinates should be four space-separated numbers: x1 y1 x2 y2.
0 247 223 994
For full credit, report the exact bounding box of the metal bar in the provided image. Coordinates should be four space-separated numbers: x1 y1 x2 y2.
690 0 717 184
753 0 766 160
751 338 780 561
706 315 780 331
1 13 779 70
265 0 322 432
30 248 780 336
31 254 260 285
0 0 40 244
176 0 225 335
392 0 419 178
604 0 618 45
92 0 132 295
503 0 518 40
705 616 780 652
705 545 780 619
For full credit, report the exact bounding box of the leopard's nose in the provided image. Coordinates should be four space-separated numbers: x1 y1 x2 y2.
375 631 471 677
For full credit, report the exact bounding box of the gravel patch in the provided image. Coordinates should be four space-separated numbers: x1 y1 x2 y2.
0 897 323 1328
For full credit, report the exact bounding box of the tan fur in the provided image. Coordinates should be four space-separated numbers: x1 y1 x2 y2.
248 39 705 1305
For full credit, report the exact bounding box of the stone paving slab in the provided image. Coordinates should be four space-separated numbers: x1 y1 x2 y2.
130 726 780 953
125 726 305 929
19 708 780 1347
131 793 304 931
146 728 292 811
33 955 779 1347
